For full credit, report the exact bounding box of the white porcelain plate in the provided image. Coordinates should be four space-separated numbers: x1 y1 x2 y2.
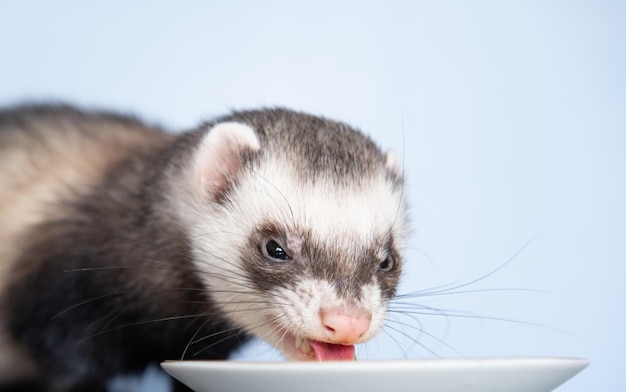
161 357 588 392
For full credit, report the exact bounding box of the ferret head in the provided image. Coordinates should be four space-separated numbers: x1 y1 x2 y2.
170 109 409 361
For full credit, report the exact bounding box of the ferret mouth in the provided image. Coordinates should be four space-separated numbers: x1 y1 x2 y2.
281 333 356 361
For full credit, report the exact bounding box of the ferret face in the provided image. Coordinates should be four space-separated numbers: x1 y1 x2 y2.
172 110 408 361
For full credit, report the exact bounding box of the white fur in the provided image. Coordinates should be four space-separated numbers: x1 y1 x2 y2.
249 157 409 245
385 149 403 178
199 122 260 152
169 126 409 354
265 279 386 343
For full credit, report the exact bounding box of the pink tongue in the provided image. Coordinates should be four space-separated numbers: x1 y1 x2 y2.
309 340 355 361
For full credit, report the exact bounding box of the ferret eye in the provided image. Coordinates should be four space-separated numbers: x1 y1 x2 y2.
265 240 291 261
378 256 394 272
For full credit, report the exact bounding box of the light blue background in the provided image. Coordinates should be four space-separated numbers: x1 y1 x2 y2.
1 1 624 391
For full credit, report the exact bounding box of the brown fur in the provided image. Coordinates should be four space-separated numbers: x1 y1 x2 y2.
0 105 173 289
0 104 175 387
0 104 406 391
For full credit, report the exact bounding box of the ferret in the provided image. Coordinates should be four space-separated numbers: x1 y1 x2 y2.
0 104 409 391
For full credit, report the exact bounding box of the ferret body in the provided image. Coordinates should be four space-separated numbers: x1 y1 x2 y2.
0 105 409 391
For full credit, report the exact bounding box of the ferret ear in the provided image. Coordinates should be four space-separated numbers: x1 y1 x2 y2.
193 122 261 201
384 149 404 190
384 149 403 178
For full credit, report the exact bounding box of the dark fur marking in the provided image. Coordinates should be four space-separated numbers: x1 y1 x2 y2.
243 220 403 302
0 105 248 390
0 104 405 391
213 108 393 187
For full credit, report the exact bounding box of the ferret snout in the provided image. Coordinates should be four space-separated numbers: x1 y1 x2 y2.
320 308 372 344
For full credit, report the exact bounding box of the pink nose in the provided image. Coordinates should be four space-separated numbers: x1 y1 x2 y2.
320 308 371 344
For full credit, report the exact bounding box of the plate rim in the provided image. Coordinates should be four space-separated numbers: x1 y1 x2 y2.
161 356 590 371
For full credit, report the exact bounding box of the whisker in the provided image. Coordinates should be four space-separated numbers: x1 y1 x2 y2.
376 325 410 359
387 306 562 333
181 317 210 360
59 312 226 356
385 317 462 358
394 287 546 300
58 245 265 294
52 291 127 319
406 237 539 298
384 322 442 358
191 330 242 358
